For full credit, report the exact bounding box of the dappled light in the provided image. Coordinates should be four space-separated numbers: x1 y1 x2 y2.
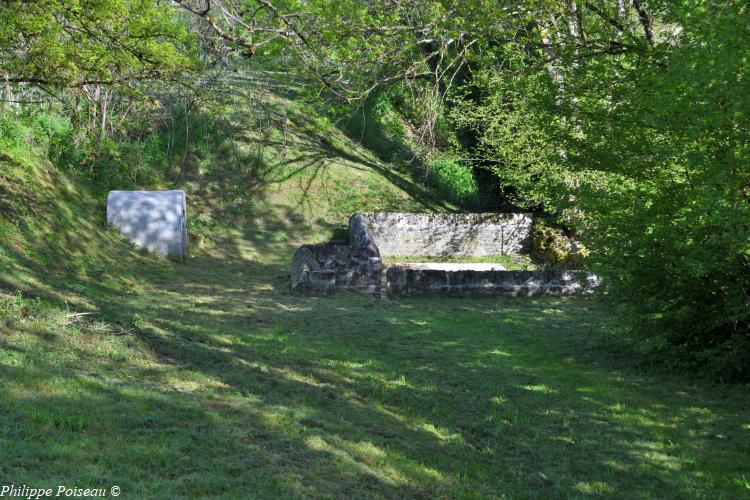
3 215 749 495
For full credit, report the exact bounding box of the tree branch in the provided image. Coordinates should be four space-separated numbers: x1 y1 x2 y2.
631 0 654 45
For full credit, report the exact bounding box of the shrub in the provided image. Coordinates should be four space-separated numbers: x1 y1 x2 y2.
0 113 36 162
426 158 479 208
0 112 77 168
371 92 405 139
216 138 235 160
341 92 408 164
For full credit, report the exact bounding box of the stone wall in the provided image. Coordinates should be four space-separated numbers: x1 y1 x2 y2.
386 266 601 297
349 213 380 255
357 212 532 257
290 214 382 295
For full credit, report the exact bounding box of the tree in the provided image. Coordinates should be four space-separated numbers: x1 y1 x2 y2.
456 0 750 379
0 0 194 88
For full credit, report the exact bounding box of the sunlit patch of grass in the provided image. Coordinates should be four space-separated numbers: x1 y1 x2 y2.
575 481 615 495
522 384 559 394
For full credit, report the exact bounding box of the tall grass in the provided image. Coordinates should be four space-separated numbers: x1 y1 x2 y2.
0 99 240 194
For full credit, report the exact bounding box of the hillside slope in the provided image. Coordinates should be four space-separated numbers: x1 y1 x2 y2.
1 86 749 498
0 85 445 309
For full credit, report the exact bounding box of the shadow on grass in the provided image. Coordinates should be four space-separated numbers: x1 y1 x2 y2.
4 232 748 497
213 88 454 214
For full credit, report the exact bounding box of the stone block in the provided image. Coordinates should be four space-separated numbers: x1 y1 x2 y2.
107 190 187 260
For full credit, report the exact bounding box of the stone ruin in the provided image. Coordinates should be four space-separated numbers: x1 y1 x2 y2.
107 190 188 260
291 212 600 297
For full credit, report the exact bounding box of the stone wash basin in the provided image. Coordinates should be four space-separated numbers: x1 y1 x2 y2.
291 212 599 297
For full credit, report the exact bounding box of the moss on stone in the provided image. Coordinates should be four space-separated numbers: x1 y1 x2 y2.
531 219 587 269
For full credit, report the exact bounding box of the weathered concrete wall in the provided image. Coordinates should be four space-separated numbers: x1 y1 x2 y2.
357 212 532 257
386 266 601 297
107 190 187 260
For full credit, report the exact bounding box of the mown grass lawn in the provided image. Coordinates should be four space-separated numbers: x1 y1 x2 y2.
2 233 749 498
1 86 749 499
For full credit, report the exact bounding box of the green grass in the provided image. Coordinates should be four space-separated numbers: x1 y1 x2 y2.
1 85 750 498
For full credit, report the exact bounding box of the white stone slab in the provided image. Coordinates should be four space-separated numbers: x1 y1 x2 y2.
107 190 187 260
393 263 506 271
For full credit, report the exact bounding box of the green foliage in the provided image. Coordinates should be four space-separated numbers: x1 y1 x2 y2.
9 86 249 191
0 0 195 87
371 92 406 139
426 158 478 208
455 1 750 380
340 90 478 209
0 114 33 163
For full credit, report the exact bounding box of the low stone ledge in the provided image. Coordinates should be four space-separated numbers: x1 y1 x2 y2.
386 266 601 297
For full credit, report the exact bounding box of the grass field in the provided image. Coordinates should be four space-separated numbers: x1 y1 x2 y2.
1 87 749 498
